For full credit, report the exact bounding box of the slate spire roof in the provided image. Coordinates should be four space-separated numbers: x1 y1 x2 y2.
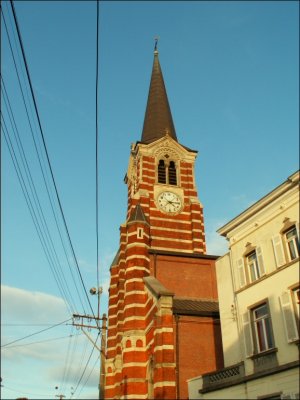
128 203 149 224
141 43 177 144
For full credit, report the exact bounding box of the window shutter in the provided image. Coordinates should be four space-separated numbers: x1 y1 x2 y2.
237 258 246 288
256 246 265 276
296 223 300 254
242 311 253 357
296 222 300 238
272 234 285 268
279 291 299 342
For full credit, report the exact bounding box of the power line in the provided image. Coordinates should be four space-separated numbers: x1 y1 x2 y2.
62 328 82 394
2 384 53 398
71 332 100 398
1 115 73 314
1 6 89 314
76 354 100 398
95 0 100 302
2 333 82 349
1 76 78 313
9 0 97 321
1 317 72 348
60 326 75 392
2 323 71 326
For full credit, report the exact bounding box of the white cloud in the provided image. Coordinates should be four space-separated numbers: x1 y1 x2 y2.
1 284 70 325
231 193 254 210
2 337 70 362
205 218 228 256
48 357 99 387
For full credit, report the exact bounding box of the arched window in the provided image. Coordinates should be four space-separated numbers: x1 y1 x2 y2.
168 161 177 185
158 159 166 184
157 158 177 186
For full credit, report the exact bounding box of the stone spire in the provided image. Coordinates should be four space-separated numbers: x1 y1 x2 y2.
141 41 177 144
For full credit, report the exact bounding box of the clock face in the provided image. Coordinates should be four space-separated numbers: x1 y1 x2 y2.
157 191 182 214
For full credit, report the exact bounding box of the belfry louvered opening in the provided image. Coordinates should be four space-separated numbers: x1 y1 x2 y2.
157 159 177 185
168 161 177 185
158 159 166 184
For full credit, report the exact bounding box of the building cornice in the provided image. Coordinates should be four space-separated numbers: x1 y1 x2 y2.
218 170 299 238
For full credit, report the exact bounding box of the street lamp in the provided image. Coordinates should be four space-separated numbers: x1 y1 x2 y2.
89 286 103 319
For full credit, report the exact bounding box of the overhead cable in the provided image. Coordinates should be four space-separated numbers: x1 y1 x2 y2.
95 0 100 299
1 6 89 315
9 0 98 321
70 332 100 398
2 333 82 349
1 317 72 348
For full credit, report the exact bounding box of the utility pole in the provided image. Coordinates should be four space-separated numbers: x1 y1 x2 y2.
55 386 66 400
100 314 107 399
72 287 107 399
55 395 65 400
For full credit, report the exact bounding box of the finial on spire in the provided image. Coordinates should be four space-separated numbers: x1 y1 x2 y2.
154 36 159 54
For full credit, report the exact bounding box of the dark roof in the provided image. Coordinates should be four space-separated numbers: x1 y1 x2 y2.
110 250 120 268
144 276 174 298
148 249 219 260
141 49 177 144
128 204 149 224
173 297 219 316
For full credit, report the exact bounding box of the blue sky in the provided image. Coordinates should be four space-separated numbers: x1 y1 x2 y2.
1 1 299 398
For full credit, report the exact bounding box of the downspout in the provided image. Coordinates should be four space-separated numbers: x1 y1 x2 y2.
228 247 249 399
154 252 157 278
175 314 180 399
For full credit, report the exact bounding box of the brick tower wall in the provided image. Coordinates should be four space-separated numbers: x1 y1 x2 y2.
149 253 219 299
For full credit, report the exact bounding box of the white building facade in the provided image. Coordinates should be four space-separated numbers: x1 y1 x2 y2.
188 171 299 400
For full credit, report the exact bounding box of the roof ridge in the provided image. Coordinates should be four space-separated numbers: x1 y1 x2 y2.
141 49 177 144
173 296 219 302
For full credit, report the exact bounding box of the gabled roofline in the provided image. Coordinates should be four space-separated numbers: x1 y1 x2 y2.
218 170 299 237
135 138 198 154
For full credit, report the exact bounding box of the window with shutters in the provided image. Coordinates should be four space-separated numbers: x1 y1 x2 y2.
242 301 275 357
252 303 275 353
247 251 262 282
284 226 299 261
157 158 177 186
272 225 299 268
237 247 265 288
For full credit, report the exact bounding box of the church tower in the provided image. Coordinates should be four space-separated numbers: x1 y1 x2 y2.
105 45 223 400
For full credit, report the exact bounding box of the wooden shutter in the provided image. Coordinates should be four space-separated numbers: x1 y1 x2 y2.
279 291 299 342
272 234 286 268
237 258 246 288
256 246 265 276
242 311 253 357
296 223 300 257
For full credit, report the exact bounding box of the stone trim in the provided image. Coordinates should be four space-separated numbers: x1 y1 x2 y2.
143 276 174 298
